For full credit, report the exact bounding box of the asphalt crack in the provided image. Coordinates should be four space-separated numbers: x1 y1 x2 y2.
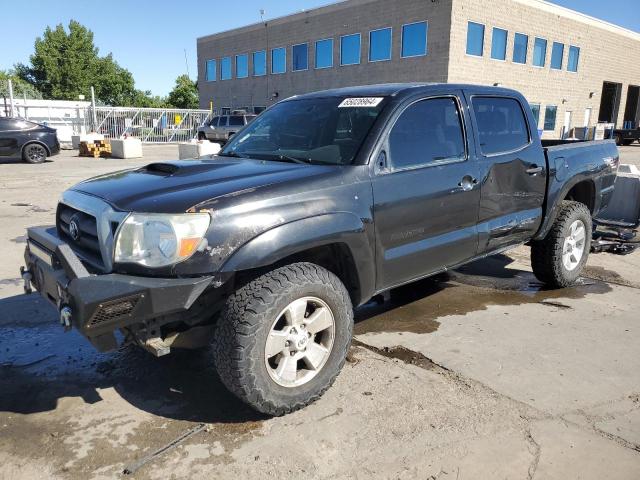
524 429 541 480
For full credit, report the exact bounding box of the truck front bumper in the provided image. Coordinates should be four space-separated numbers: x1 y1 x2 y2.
22 226 215 352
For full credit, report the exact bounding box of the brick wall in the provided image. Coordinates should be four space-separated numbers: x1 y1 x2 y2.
448 0 640 138
197 0 453 110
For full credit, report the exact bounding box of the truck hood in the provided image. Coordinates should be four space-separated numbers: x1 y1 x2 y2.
70 158 335 213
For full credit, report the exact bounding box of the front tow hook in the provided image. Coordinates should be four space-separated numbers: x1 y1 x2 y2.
20 267 33 294
60 306 73 332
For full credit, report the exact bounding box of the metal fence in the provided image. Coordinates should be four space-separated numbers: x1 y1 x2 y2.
88 106 216 143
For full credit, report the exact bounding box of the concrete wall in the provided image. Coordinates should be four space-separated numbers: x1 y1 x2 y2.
197 0 453 110
448 0 640 138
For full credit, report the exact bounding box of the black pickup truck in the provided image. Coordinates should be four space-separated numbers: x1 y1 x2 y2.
22 84 619 415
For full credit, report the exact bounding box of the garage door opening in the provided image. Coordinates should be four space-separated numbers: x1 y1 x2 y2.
598 81 622 126
623 85 640 129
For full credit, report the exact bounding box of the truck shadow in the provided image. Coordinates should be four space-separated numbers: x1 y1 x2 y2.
0 295 264 423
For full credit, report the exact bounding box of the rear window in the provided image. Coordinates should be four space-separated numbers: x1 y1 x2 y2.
229 116 244 126
472 97 530 155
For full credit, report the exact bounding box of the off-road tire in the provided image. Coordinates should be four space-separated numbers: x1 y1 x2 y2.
213 262 353 416
531 200 592 288
22 143 47 164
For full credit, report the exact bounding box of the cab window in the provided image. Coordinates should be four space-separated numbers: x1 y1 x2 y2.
472 97 530 155
388 97 466 170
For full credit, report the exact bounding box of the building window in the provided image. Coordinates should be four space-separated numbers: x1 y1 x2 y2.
271 47 286 74
567 45 580 72
533 38 547 67
220 57 232 80
551 42 564 70
530 103 541 127
466 22 484 56
544 105 557 130
340 33 361 65
315 38 334 69
292 43 308 71
205 59 217 82
369 27 392 62
401 21 428 58
236 54 248 78
513 33 528 64
491 27 508 61
253 50 266 76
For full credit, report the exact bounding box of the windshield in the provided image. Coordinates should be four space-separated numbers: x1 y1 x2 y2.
220 96 387 165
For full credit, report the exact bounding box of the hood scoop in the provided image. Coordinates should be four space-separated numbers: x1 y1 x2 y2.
139 162 181 176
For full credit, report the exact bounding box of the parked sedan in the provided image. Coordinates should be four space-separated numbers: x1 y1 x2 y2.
0 117 60 164
197 113 257 143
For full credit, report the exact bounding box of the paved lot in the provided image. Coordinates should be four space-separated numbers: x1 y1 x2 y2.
1 145 639 479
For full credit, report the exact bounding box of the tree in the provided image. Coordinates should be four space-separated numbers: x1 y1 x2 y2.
16 20 144 106
0 70 42 99
167 75 199 109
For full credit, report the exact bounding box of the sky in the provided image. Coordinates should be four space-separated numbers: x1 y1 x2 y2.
0 0 638 97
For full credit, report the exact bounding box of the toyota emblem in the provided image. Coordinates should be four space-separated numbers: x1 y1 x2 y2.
69 216 81 241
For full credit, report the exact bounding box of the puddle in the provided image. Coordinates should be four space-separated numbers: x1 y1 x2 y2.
0 296 264 426
354 255 611 335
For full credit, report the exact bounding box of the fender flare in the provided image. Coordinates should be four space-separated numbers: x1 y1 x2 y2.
220 213 375 304
21 140 51 157
534 175 596 241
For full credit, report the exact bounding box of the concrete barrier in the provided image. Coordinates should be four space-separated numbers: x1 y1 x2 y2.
178 141 221 160
110 138 143 159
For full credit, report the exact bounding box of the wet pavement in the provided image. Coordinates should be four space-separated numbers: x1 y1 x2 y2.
1 147 640 478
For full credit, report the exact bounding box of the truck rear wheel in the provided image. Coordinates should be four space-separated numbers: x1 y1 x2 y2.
531 201 592 288
213 262 353 416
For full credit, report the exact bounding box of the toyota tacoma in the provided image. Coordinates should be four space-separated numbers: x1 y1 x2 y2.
22 84 619 415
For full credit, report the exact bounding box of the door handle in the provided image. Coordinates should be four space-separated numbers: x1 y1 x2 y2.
458 176 478 191
526 165 543 175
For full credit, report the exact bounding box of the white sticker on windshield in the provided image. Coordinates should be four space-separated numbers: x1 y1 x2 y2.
338 97 384 108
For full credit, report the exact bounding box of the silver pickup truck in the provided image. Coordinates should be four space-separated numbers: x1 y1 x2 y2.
197 112 257 143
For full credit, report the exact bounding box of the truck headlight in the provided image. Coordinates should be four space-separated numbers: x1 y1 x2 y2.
114 213 211 268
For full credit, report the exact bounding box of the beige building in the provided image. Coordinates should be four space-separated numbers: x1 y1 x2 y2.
197 0 640 138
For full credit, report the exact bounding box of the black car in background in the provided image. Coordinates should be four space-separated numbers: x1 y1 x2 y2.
0 117 60 163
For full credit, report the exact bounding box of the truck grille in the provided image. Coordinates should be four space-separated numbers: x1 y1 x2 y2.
56 203 104 269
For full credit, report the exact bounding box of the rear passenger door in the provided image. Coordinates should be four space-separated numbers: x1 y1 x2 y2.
0 118 21 156
372 94 481 290
466 94 547 252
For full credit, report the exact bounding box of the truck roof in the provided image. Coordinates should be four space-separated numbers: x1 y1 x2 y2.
288 83 522 101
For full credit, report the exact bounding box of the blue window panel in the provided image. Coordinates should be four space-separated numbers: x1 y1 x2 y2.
315 39 333 68
369 27 392 62
340 34 361 65
402 22 428 57
551 42 564 70
544 105 557 131
292 43 308 71
533 38 547 67
513 33 528 64
466 22 484 56
205 59 216 81
271 47 286 74
236 54 248 78
491 27 508 60
220 57 232 80
253 50 266 76
567 45 580 72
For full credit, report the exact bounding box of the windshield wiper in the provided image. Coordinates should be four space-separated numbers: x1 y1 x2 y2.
275 154 312 165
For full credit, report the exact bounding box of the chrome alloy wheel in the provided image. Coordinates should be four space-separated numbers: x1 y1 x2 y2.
562 219 587 271
265 296 335 388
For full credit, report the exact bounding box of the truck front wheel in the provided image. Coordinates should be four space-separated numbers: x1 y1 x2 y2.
213 262 353 416
531 201 592 288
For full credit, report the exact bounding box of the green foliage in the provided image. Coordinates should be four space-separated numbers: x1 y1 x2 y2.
0 70 43 99
167 75 199 109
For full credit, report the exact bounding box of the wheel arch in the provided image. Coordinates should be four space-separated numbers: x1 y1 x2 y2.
220 213 375 306
21 140 51 156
